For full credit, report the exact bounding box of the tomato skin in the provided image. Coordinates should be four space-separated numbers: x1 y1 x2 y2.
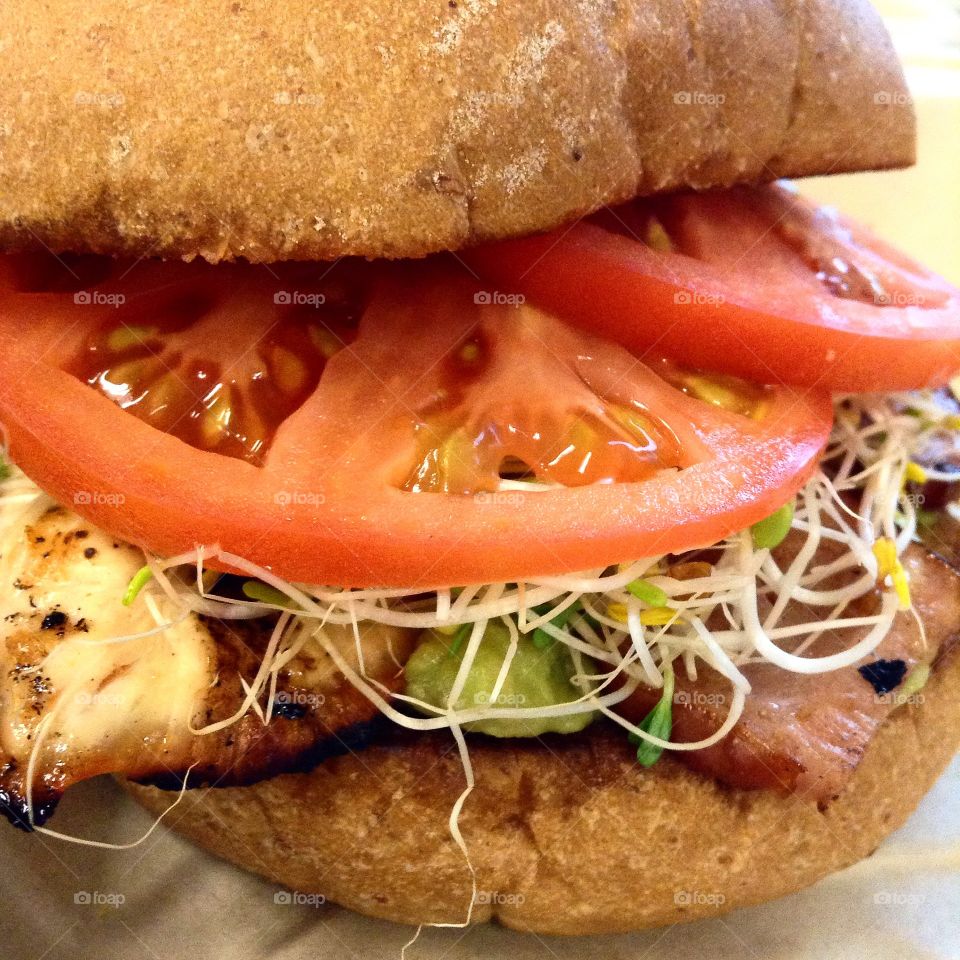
466 185 960 392
0 374 828 587
0 256 832 588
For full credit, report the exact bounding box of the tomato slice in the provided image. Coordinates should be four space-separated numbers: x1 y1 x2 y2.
466 183 960 392
68 279 358 465
0 252 831 588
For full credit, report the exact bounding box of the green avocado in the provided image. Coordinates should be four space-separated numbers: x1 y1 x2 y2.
404 621 596 737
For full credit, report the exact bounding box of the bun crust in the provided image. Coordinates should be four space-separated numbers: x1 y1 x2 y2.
0 0 913 263
126 651 960 934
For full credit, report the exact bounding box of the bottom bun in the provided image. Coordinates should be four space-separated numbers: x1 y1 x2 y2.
126 653 960 935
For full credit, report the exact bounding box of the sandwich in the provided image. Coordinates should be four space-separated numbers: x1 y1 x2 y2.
0 0 958 935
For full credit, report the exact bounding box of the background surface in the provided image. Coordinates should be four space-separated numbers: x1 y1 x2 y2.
2 2 959 959
804 0 960 282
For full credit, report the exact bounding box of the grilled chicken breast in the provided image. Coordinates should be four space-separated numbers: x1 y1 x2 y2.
0 491 414 828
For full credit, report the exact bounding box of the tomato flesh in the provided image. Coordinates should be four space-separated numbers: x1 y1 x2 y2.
467 183 960 392
399 319 701 494
63 267 362 465
0 253 832 587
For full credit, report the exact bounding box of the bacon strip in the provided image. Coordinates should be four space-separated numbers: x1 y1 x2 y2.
622 547 960 804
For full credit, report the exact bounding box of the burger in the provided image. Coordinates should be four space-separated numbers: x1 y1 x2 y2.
0 0 958 937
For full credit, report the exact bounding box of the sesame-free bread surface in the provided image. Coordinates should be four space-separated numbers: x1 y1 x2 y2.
0 0 914 262
126 647 960 934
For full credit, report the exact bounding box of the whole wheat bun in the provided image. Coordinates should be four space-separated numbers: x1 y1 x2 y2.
126 650 960 934
0 0 913 263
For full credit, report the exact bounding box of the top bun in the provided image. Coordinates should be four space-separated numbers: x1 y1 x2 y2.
0 0 913 263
